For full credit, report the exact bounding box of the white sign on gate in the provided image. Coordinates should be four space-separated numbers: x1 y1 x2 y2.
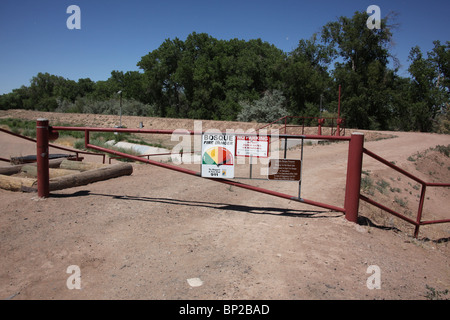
201 133 235 178
235 135 269 158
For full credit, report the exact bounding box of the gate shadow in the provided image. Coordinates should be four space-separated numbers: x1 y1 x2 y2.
51 191 450 242
67 191 343 219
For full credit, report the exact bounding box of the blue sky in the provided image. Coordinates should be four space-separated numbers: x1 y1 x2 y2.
0 0 448 95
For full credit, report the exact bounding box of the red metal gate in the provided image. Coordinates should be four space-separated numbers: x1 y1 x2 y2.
35 118 450 238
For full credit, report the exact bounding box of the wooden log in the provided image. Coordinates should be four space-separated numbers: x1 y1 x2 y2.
10 154 71 165
49 163 133 191
21 165 80 179
0 166 22 176
59 159 108 172
0 174 37 192
0 158 66 176
0 161 132 192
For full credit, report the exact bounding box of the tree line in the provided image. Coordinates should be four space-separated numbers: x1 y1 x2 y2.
1 10 448 132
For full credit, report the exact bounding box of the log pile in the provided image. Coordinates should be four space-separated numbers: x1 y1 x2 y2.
0 159 133 193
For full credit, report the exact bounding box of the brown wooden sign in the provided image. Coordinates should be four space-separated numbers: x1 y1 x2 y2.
268 159 301 181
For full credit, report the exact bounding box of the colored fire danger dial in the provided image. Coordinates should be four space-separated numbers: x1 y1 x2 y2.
202 146 234 166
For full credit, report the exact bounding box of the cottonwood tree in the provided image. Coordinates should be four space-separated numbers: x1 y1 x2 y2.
406 41 450 131
321 10 397 129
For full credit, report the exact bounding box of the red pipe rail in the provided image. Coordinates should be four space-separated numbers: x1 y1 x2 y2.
0 127 106 163
52 125 352 141
256 115 346 136
108 151 198 164
361 148 450 238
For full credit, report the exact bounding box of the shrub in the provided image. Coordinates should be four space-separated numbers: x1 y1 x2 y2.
433 144 450 157
56 97 157 117
237 90 288 123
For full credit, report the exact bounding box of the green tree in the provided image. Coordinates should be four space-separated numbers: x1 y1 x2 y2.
26 72 69 111
138 37 185 117
137 32 285 120
428 40 450 92
53 78 79 103
282 34 332 116
77 78 95 97
407 42 450 131
321 11 396 129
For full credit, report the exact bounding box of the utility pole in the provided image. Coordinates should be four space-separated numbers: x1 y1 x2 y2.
117 90 123 128
320 94 323 116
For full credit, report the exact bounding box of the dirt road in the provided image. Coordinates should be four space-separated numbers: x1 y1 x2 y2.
0 110 449 300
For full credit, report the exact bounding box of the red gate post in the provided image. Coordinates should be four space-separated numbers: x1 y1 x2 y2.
344 132 364 223
336 118 343 136
36 118 50 198
84 129 90 148
317 118 325 135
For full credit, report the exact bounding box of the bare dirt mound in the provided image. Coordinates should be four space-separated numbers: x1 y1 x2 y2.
0 110 449 300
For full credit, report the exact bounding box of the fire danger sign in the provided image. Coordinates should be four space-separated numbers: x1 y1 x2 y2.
201 133 235 179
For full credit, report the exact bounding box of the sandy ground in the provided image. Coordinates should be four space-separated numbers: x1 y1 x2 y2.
0 110 449 300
